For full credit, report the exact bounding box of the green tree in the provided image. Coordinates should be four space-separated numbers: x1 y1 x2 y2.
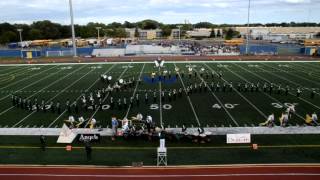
160 25 172 38
123 21 135 28
225 28 234 40
31 20 61 39
194 22 213 28
108 22 123 29
28 29 42 40
224 28 241 40
216 30 221 37
138 19 159 29
134 28 140 39
105 28 127 38
210 29 216 38
0 31 17 44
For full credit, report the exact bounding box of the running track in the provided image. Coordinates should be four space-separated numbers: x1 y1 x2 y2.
0 164 320 180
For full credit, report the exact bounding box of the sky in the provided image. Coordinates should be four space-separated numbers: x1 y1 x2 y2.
0 0 319 25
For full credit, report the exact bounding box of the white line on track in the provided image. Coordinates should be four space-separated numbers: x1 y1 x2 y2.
192 67 239 127
12 66 94 127
0 173 319 178
124 63 145 118
174 63 201 127
231 63 306 122
48 64 116 128
205 63 268 119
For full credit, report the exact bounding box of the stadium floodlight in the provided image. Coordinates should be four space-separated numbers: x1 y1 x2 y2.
177 25 183 43
245 0 251 55
68 0 77 57
96 27 102 47
96 27 102 40
17 29 23 58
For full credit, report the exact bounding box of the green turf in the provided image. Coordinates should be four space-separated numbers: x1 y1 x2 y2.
0 134 320 165
0 61 319 128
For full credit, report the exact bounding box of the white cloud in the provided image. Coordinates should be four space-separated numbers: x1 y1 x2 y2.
0 0 318 24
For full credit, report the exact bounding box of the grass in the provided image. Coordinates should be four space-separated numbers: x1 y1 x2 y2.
0 60 320 165
0 134 320 165
0 61 319 128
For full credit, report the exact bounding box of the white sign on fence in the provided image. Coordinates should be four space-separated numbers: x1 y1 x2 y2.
226 133 251 144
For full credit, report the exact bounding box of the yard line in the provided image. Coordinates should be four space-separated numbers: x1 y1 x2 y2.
0 66 21 74
193 67 239 127
158 67 163 127
205 63 268 119
87 63 132 125
0 65 58 92
231 63 306 122
0 67 65 103
124 63 145 118
249 65 320 111
263 63 320 90
0 66 30 76
303 62 320 72
289 63 320 79
0 66 86 112
0 69 33 82
0 66 86 116
174 63 201 127
48 64 116 128
12 66 95 128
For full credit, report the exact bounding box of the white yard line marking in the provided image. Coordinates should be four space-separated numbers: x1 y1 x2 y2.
12 66 94 128
231 63 306 122
48 65 116 128
0 66 20 73
0 65 58 91
87 63 132 126
205 63 268 119
263 63 320 92
0 66 86 116
174 63 201 127
193 67 239 127
124 63 145 118
256 65 320 110
0 66 30 76
288 63 320 79
159 67 163 127
1 60 320 67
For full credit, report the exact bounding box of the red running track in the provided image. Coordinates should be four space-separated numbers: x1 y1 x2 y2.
0 164 320 180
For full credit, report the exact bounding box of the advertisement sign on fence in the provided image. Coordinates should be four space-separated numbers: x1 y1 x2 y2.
227 133 251 144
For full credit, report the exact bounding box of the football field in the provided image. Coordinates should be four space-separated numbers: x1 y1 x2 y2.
0 61 319 130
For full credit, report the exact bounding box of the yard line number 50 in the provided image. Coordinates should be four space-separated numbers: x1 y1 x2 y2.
150 104 172 110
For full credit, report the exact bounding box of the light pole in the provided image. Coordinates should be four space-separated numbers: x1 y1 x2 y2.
17 29 23 58
177 25 183 43
68 0 77 57
245 0 251 55
96 27 102 46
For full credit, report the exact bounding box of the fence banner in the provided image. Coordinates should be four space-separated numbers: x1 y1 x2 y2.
227 133 251 144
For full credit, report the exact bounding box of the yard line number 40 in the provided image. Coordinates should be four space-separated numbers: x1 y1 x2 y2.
212 104 239 109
